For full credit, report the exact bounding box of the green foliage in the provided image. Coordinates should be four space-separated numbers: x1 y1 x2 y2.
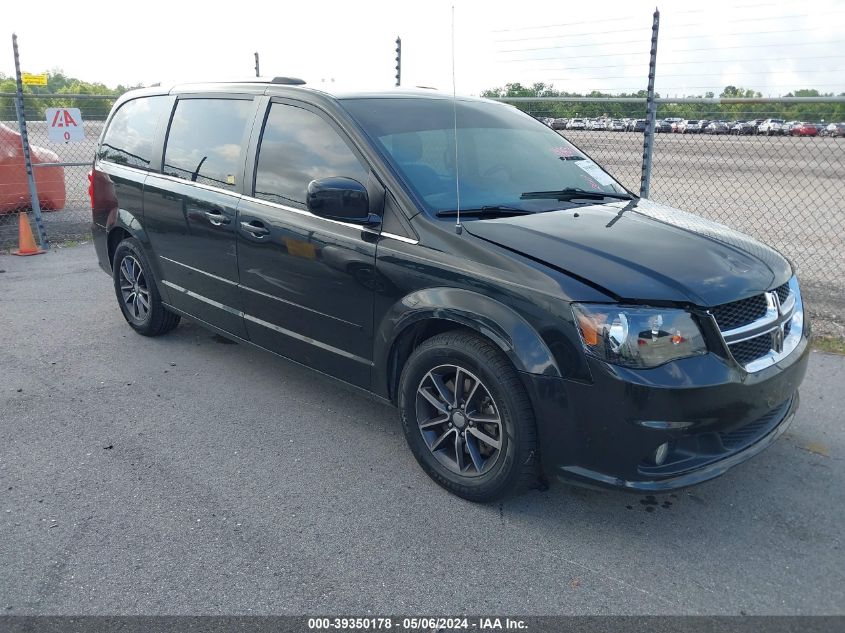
482 82 845 123
0 69 144 121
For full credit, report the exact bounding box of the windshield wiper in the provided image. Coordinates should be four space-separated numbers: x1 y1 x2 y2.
520 188 633 201
436 206 533 218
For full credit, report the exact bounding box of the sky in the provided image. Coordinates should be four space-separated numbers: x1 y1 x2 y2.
4 0 845 96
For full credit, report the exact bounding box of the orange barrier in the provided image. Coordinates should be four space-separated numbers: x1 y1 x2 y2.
0 123 66 214
11 211 45 256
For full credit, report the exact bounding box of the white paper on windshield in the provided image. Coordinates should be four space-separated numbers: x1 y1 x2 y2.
574 159 615 186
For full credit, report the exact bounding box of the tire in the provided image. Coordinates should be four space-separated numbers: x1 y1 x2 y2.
112 237 180 336
398 330 538 502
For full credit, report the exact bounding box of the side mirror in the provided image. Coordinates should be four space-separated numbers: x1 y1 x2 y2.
306 177 380 226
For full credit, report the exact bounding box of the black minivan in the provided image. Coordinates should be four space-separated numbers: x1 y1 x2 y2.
91 79 809 501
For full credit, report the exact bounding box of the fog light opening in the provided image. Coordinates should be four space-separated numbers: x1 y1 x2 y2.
653 442 670 466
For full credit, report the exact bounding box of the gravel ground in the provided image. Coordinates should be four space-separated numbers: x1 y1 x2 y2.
1 244 843 615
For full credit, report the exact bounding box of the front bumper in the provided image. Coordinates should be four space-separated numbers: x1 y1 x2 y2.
522 333 810 492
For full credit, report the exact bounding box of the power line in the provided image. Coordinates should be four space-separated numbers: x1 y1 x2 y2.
497 27 832 53
517 55 845 72
499 50 650 62
662 10 845 29
499 39 845 61
493 14 646 33
492 2 794 33
496 25 651 44
674 39 845 53
497 38 647 53
496 11 845 44
667 2 779 15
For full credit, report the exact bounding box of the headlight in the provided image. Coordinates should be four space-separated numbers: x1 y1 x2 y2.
572 304 707 368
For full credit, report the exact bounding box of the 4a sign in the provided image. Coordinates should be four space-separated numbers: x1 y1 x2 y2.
46 108 85 142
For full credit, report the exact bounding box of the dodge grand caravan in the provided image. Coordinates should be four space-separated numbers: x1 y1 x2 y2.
90 79 809 501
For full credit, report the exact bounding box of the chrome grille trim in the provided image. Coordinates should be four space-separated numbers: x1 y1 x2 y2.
710 276 803 373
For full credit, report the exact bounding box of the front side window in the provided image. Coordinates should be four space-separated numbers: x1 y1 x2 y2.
98 96 168 169
163 98 253 190
254 103 368 207
342 98 628 217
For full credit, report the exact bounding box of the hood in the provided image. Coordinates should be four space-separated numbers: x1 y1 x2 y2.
462 198 792 306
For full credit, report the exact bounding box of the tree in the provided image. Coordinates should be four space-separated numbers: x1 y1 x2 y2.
0 69 144 121
479 83 844 123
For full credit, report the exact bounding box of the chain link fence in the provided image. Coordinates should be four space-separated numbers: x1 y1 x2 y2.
2 87 843 332
503 97 845 333
0 92 115 246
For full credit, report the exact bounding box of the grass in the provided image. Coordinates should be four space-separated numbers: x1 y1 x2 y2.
812 336 845 355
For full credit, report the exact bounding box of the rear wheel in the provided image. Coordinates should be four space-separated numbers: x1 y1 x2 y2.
112 237 180 336
398 331 538 502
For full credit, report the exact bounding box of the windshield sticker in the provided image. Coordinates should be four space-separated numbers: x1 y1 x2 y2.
574 159 615 186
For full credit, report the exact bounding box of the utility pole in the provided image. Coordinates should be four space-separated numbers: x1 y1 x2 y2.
395 37 401 87
254 52 260 78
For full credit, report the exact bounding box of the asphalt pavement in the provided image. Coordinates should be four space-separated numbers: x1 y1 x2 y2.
1 244 843 615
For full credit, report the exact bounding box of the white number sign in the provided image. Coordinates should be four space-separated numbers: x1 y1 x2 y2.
46 108 85 143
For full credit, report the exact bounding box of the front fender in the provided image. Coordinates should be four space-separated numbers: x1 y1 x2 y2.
374 287 561 399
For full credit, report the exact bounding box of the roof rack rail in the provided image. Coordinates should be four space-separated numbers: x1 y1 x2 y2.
272 76 306 85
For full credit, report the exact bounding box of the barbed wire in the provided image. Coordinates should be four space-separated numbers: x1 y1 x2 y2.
496 11 845 44
492 1 778 32
498 26 835 53
516 55 845 72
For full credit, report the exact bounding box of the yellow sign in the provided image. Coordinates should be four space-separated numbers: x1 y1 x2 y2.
22 73 48 86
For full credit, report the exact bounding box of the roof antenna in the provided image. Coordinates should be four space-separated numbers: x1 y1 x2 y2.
451 5 462 235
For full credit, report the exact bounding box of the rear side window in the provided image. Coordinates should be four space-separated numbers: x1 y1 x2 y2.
163 98 254 191
254 103 367 207
98 96 168 170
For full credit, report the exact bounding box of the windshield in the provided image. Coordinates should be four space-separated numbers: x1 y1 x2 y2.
341 97 629 217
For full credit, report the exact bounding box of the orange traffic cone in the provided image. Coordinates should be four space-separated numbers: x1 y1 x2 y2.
11 211 45 256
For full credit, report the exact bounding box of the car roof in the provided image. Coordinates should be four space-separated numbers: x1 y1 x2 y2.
111 80 500 113
124 79 489 100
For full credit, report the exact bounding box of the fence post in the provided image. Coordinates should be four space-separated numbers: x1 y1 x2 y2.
639 8 660 198
395 37 402 87
11 33 49 249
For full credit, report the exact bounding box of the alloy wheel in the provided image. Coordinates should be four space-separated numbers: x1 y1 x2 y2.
119 255 150 321
415 364 504 477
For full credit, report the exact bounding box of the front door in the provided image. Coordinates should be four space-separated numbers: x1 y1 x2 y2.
143 96 257 337
236 100 378 388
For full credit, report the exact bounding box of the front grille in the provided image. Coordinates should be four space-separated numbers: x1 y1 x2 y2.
710 294 768 330
718 398 791 450
730 333 773 365
709 280 802 371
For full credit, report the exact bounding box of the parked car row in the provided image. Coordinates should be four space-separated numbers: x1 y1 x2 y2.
538 116 844 138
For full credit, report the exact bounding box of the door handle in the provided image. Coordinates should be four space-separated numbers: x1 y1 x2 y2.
240 220 270 237
204 209 231 226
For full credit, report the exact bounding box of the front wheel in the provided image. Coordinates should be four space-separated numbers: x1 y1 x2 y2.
112 237 180 336
398 331 538 502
